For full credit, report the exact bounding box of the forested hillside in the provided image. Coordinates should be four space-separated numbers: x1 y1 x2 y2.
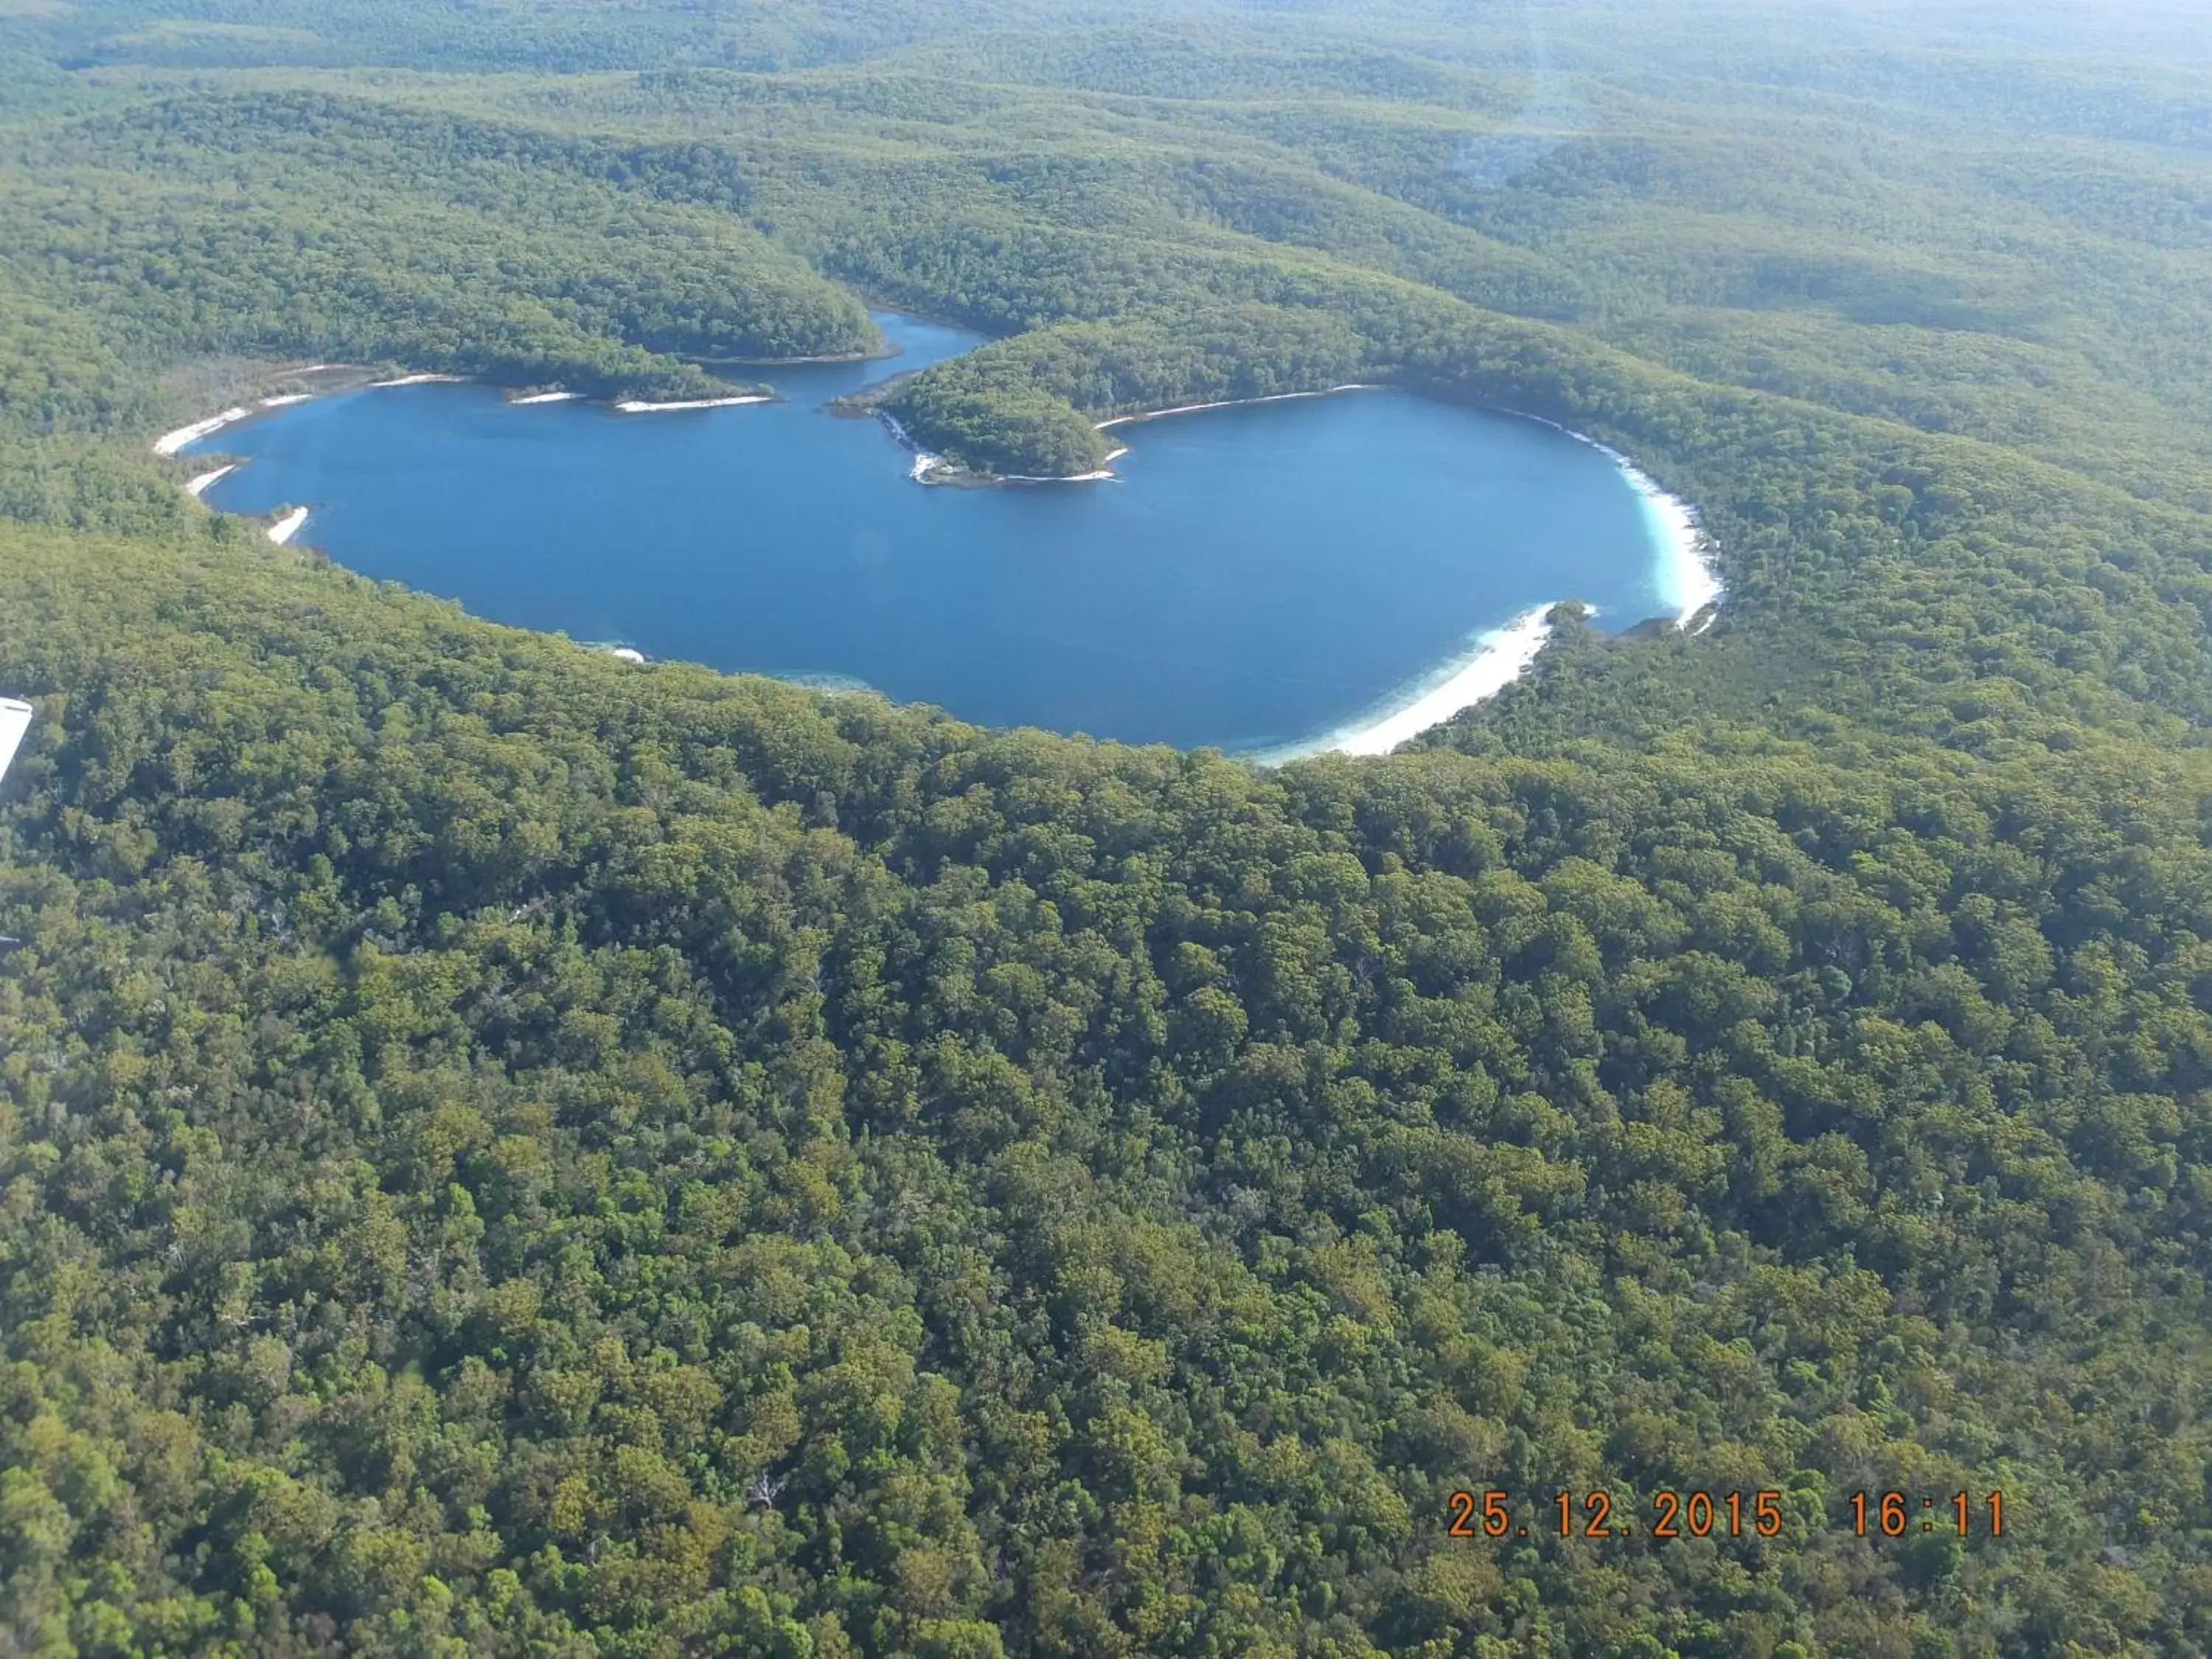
2 2 2211 1655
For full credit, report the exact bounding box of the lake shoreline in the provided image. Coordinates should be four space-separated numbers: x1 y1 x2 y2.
888 385 1385 488
1096 387 1721 638
1096 384 1381 431
1299 407 1719 757
1250 602 1562 766
700 342 900 368
908 384 1719 758
1119 386 1714 760
168 347 1717 763
614 394 773 414
153 366 785 465
154 365 785 549
1502 411 1722 631
905 445 1135 487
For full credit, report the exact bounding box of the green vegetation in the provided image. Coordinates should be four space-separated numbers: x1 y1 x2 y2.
3 1 2212 1654
7 93 883 440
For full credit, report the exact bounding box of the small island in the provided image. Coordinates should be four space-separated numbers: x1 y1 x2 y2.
839 309 1386 485
838 366 1115 484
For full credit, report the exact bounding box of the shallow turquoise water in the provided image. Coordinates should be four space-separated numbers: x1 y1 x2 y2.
194 313 1679 754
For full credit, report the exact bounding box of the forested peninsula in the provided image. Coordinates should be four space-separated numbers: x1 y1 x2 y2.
3 1 2212 1655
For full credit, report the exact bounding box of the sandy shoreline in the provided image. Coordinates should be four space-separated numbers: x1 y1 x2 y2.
1097 385 1378 431
1506 412 1722 629
616 394 772 414
1290 409 1719 759
266 506 309 546
1238 398 1716 761
154 386 347 457
185 463 237 498
155 375 770 471
995 443 1133 485
153 406 256 457
1622 457 1721 630
1247 603 1559 765
153 376 364 458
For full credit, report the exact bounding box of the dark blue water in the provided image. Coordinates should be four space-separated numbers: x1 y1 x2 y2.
194 312 1681 754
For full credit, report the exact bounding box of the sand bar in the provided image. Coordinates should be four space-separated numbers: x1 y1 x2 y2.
266 507 309 546
186 463 238 498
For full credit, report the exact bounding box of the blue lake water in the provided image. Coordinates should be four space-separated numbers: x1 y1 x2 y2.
193 312 1687 754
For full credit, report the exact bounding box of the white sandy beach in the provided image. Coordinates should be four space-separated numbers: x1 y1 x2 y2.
1116 388 1716 762
1097 385 1377 431
1100 386 1720 630
153 407 254 457
159 374 413 464
1593 445 1719 626
185 463 238 498
266 507 309 546
1321 604 1557 759
616 394 771 413
511 390 582 405
1281 417 1718 760
998 444 1133 484
370 372 467 389
1506 414 1722 628
154 393 326 459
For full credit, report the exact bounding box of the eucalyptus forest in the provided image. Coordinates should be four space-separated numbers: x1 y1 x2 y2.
1 1 2211 1655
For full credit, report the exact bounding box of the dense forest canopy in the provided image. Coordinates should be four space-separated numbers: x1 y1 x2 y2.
1 1 2211 1655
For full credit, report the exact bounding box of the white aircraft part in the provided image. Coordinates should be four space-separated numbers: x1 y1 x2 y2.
0 699 30 787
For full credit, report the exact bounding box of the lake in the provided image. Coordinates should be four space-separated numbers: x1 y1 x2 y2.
190 312 1703 757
